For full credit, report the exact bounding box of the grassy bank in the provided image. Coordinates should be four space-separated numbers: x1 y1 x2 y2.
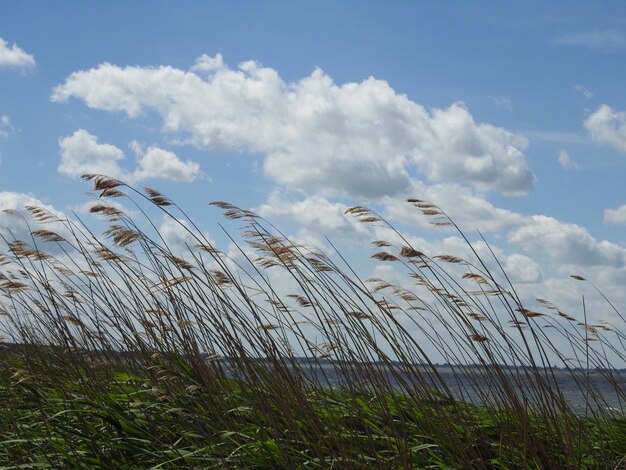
0 175 625 468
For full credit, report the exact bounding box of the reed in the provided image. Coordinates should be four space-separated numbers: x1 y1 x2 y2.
0 174 624 468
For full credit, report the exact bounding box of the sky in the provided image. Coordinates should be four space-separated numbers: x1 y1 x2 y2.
1 2 626 361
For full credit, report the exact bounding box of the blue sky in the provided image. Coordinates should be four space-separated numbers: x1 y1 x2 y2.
2 2 626 357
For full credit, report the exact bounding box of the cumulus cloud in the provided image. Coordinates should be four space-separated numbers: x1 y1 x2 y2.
500 253 543 283
52 55 534 197
382 181 526 233
557 150 578 170
72 199 139 220
508 215 626 268
51 54 626 314
158 216 214 257
255 181 626 279
256 193 370 242
584 104 626 153
59 129 126 179
428 235 544 284
252 187 545 285
604 204 626 225
0 192 69 244
58 129 201 183
0 38 35 69
129 141 200 182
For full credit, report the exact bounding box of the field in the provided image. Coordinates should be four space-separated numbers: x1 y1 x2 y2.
0 175 625 468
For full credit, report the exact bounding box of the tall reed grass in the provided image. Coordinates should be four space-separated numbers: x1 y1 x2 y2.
0 174 624 468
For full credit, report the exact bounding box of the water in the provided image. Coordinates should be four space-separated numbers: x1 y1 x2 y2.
219 357 626 415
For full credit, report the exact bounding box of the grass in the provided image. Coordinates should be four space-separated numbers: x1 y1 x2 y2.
0 174 625 468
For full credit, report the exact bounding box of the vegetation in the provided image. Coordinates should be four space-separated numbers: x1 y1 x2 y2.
0 174 624 468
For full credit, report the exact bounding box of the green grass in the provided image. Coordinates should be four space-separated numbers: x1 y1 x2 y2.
2 352 624 468
0 174 625 468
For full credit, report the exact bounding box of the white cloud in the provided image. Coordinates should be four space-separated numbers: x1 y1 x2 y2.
604 204 626 225
500 253 543 283
557 150 578 170
0 38 35 69
382 181 526 233
512 276 616 329
256 193 370 241
0 192 69 243
58 129 201 183
584 105 626 153
59 129 127 179
574 84 593 99
429 235 543 284
555 31 626 52
255 180 626 281
159 216 214 257
584 104 626 153
72 199 139 220
508 215 626 268
52 55 534 197
129 141 200 182
190 53 224 73
50 54 626 324
253 188 545 285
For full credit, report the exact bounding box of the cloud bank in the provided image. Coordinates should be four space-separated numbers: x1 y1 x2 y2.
49 54 626 327
52 54 534 197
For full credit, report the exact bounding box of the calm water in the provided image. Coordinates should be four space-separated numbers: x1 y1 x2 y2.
220 358 626 415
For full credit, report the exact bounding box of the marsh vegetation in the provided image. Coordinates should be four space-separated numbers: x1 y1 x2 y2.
0 175 625 468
